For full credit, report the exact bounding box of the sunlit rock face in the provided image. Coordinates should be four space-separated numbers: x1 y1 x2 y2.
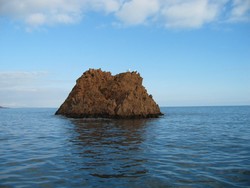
55 69 162 118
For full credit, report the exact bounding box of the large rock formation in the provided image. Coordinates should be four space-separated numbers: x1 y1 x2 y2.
55 69 162 118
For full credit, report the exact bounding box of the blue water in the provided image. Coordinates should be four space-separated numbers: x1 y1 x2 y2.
0 106 250 187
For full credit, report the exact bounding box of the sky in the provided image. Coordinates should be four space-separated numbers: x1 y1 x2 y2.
0 0 250 108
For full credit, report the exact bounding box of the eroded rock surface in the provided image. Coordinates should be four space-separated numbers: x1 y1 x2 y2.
55 69 162 118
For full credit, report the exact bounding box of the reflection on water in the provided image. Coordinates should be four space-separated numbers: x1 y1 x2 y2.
1 107 250 187
68 119 153 180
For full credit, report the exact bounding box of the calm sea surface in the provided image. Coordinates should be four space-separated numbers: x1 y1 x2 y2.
0 106 250 187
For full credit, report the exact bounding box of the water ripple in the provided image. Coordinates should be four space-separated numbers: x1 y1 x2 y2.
0 107 250 187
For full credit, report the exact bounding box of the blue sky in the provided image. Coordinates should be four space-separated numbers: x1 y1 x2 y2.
0 0 250 107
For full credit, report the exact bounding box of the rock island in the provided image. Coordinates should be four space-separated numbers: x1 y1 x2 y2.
55 69 162 118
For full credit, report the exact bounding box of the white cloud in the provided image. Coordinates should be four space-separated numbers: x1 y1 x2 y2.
116 0 159 25
230 0 250 22
161 0 224 28
26 13 46 26
0 0 84 27
0 0 249 29
0 0 120 27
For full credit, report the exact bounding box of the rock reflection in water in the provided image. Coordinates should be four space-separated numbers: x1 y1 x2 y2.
68 118 153 180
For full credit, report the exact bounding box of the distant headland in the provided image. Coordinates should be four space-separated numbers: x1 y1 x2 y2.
56 69 162 119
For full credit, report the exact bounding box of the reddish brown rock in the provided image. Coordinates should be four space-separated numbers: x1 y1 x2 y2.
55 69 163 118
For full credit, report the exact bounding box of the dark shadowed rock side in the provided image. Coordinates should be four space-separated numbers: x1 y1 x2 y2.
55 69 163 118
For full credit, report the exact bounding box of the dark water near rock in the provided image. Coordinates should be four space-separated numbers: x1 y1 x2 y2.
0 106 250 187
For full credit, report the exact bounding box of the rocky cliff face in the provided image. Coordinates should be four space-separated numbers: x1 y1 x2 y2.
55 69 162 118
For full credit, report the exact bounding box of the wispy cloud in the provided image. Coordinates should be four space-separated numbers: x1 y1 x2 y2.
0 0 249 29
0 71 71 107
0 71 47 90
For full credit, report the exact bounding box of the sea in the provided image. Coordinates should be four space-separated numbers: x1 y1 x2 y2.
0 106 250 187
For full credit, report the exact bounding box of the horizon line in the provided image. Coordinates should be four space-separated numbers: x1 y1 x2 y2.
2 104 250 109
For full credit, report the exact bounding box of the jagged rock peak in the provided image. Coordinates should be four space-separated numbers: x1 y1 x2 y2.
55 68 163 118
